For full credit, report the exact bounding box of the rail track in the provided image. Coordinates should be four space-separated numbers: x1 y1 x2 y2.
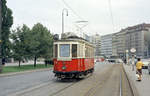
9 64 135 96
83 64 135 96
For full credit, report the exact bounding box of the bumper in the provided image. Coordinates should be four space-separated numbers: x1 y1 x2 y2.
53 71 80 74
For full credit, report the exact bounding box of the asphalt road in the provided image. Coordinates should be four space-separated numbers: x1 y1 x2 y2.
0 70 52 96
0 62 134 96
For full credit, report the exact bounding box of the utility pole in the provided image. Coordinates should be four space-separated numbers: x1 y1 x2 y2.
0 0 2 73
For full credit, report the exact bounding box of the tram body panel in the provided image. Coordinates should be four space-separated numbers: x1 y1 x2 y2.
53 38 94 78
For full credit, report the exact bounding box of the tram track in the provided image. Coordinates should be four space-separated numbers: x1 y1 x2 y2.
8 64 136 96
83 64 135 96
49 74 93 96
49 82 75 96
83 64 116 96
49 64 114 96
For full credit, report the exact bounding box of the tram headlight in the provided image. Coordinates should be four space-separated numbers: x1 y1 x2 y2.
62 66 66 70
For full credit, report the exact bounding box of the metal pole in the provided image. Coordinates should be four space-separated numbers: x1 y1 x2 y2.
0 0 2 73
62 11 64 34
132 55 135 71
62 8 68 34
126 50 129 65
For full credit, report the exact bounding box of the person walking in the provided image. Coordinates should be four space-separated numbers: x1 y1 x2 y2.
136 58 144 81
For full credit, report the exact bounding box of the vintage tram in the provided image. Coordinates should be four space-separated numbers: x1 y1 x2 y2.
53 37 94 78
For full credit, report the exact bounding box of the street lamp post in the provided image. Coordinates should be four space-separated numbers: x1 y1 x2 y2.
62 8 68 35
126 50 129 65
130 48 136 71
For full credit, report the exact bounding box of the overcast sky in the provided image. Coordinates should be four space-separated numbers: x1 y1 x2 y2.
7 0 150 36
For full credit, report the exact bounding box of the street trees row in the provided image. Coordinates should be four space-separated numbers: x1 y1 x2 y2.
0 0 13 72
11 23 53 67
0 0 54 72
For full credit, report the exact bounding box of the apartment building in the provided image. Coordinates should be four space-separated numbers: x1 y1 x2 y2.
112 30 127 58
90 34 101 56
101 34 113 58
125 23 150 58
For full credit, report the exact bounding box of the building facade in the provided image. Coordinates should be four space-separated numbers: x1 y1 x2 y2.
90 34 101 56
125 23 150 58
112 30 127 58
101 34 113 58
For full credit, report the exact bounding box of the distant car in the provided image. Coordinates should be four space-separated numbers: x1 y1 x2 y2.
148 63 150 74
142 59 149 69
107 59 116 63
116 59 123 63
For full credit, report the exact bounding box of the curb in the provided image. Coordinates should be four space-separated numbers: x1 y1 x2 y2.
123 64 140 96
0 68 52 77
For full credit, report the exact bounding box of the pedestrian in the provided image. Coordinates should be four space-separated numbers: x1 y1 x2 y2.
136 58 144 81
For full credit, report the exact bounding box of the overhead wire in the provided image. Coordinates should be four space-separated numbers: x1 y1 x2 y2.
61 0 97 36
108 0 115 33
61 0 84 21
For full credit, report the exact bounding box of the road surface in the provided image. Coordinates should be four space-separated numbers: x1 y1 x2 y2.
0 62 134 96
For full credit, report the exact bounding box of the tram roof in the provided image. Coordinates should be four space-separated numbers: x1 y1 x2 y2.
54 37 94 47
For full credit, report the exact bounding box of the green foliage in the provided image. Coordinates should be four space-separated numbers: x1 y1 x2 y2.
2 64 53 73
1 0 13 59
11 24 31 65
28 23 53 66
11 23 53 67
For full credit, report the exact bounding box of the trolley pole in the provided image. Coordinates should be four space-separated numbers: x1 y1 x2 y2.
0 0 2 73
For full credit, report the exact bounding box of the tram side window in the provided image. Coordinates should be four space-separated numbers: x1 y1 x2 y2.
85 46 88 57
72 44 77 57
60 44 70 57
54 44 58 58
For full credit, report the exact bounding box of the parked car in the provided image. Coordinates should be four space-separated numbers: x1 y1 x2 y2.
107 59 116 64
142 59 149 69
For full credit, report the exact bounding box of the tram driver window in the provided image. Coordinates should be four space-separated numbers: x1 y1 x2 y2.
60 44 70 57
72 44 77 57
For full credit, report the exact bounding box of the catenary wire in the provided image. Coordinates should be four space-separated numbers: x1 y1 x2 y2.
108 0 115 33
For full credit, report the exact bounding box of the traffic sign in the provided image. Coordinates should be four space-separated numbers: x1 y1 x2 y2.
130 48 136 53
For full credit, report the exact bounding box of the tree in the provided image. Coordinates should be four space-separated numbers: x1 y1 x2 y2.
11 25 30 67
0 0 2 73
1 0 13 65
28 23 53 67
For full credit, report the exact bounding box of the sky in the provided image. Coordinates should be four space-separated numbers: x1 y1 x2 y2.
7 0 150 36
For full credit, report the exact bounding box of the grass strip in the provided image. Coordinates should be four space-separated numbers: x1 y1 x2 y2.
1 64 53 74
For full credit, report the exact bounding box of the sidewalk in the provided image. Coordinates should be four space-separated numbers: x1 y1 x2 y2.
123 64 150 96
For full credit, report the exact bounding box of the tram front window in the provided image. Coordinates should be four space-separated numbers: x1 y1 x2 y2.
60 44 70 57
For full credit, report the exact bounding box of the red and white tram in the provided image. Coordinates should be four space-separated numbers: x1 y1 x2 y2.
53 37 94 78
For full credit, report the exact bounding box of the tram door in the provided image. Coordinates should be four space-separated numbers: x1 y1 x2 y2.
77 43 84 71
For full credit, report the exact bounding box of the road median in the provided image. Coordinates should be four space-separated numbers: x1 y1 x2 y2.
0 64 53 77
123 64 140 96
